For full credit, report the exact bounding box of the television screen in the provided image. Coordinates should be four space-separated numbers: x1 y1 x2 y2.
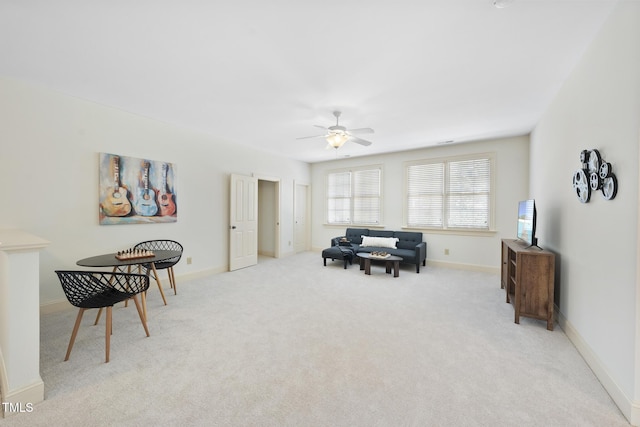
517 199 537 246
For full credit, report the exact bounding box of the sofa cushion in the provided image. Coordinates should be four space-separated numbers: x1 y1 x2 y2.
361 236 399 249
369 229 394 238
345 228 369 244
389 248 417 262
394 231 423 250
322 245 354 260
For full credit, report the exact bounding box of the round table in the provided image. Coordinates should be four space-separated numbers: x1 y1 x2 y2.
77 249 182 269
77 249 182 319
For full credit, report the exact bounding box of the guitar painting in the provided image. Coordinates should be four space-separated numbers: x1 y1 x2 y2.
156 163 176 216
101 155 132 217
134 162 158 216
99 153 177 225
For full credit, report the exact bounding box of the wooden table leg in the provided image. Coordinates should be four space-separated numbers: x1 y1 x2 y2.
364 258 371 275
95 266 119 325
393 260 400 278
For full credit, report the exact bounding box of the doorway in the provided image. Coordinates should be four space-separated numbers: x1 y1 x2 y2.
258 179 280 258
229 174 280 271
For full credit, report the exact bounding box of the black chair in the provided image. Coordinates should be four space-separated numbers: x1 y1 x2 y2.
55 270 150 363
134 240 183 295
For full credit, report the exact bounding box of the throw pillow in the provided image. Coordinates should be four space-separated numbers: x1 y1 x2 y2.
360 235 399 249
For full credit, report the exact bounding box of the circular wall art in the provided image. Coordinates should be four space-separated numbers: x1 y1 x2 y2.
572 149 617 203
572 169 590 203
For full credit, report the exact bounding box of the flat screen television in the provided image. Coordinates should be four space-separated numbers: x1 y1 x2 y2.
517 199 537 247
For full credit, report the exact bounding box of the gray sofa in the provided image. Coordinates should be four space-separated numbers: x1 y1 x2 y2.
332 228 427 273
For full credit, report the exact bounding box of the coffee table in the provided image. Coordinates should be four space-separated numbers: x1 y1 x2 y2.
357 253 403 278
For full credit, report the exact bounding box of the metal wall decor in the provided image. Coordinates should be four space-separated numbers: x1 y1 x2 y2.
572 149 617 203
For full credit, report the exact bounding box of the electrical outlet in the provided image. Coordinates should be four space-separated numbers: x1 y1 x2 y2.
444 249 450 255
186 257 192 265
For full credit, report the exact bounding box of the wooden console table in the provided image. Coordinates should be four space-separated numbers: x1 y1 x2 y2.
501 239 555 330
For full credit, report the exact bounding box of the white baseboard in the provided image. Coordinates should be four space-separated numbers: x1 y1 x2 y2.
1 379 44 418
426 259 500 274
40 299 72 315
556 309 638 426
178 267 226 281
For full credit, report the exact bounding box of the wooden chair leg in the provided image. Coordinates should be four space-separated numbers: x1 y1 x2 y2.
123 265 132 307
105 306 112 363
131 294 150 337
65 308 86 361
94 308 103 325
169 267 177 295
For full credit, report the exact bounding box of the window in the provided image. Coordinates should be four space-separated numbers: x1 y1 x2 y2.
405 155 493 230
327 166 382 225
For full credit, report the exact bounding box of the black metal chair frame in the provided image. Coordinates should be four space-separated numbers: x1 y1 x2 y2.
55 270 150 363
134 239 183 296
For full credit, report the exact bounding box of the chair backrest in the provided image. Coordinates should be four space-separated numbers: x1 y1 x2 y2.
55 271 150 309
134 240 183 266
134 239 183 252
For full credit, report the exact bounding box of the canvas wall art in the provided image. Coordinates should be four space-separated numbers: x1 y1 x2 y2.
99 152 177 225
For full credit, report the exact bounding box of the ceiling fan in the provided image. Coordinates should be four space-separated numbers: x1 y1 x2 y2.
297 111 374 149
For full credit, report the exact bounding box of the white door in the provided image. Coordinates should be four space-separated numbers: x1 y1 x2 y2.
229 174 258 271
294 183 309 253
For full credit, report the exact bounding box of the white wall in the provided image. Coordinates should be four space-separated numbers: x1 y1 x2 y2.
530 1 640 423
310 135 530 271
0 77 310 306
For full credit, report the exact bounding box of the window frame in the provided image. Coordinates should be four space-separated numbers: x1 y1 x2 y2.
403 153 495 233
325 164 383 226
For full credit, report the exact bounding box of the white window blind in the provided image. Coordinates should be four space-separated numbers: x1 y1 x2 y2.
407 163 444 227
327 171 351 224
327 167 382 225
406 156 492 230
353 169 381 224
448 158 491 229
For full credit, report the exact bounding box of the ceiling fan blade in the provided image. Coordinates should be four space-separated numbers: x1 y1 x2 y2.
347 127 374 135
349 136 373 146
314 125 329 131
296 134 326 140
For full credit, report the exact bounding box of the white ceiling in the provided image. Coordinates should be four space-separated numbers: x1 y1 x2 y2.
0 1 617 163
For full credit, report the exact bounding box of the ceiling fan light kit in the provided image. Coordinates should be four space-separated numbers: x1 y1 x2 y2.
326 132 349 149
298 110 374 151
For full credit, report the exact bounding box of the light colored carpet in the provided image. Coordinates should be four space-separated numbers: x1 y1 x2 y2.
1 251 630 426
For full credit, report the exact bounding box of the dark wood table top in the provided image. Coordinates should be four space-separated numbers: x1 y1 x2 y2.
76 249 182 268
357 252 403 261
